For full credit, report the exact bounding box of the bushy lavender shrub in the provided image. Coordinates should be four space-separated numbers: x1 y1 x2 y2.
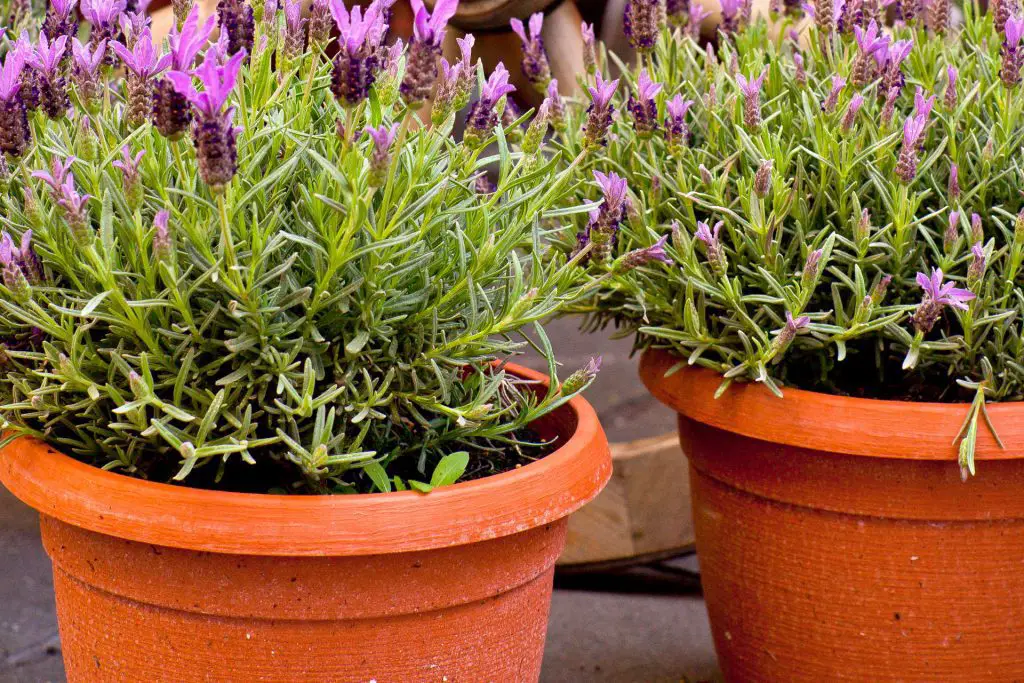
545 1 1024 474
0 0 600 493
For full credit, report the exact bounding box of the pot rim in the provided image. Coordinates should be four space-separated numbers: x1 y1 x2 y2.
640 348 1018 461
0 362 611 556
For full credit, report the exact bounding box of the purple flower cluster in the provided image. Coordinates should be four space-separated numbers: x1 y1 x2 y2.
910 268 974 333
665 94 694 154
330 0 389 106
627 70 662 138
154 6 215 139
464 63 516 147
624 0 664 51
71 38 106 112
43 0 80 42
695 220 726 272
0 50 31 157
582 73 618 149
0 230 43 305
167 50 246 190
821 74 845 113
895 90 933 183
25 33 69 120
364 123 397 186
217 0 255 58
618 235 671 272
582 22 597 73
578 171 628 263
878 38 913 95
851 21 887 86
81 0 126 67
432 35 475 124
113 146 146 208
401 0 458 106
687 0 712 39
511 13 551 91
112 28 171 126
736 68 767 129
32 157 93 243
1002 17 1024 88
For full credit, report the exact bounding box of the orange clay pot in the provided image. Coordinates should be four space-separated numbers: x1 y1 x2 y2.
641 348 1024 682
0 363 610 683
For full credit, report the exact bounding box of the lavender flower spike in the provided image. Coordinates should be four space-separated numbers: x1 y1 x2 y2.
948 162 960 200
695 220 726 272
1002 17 1024 88
582 72 619 149
153 8 214 139
582 22 597 73
624 0 664 52
582 171 629 263
880 39 913 94
511 13 551 91
720 0 742 33
71 38 105 112
546 79 566 131
282 0 308 63
945 65 958 110
910 268 974 333
851 20 887 86
841 93 864 131
464 62 516 147
0 50 31 157
217 0 255 58
330 0 388 106
167 50 246 190
821 74 846 113
401 0 458 105
152 210 172 262
736 68 767 129
365 123 398 187
665 94 694 154
112 28 171 126
772 311 810 358
687 0 712 39
43 0 79 42
112 146 146 207
81 0 126 66
618 234 672 272
0 236 32 303
27 33 70 119
628 69 662 139
895 112 927 183
36 163 93 244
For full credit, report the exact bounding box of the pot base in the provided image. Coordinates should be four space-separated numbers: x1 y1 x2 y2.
43 515 564 682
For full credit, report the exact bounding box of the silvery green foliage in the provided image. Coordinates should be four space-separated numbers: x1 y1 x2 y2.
556 14 1024 398
0 8 594 493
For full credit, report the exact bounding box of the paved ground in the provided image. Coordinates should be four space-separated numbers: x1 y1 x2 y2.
0 318 721 682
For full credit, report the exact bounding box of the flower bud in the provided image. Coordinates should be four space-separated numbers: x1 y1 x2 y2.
753 159 772 197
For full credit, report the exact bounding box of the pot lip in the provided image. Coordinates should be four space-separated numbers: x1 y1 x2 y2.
640 348 1019 461
0 362 611 556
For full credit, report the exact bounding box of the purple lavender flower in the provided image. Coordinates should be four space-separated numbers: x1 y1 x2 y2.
34 159 93 243
879 39 913 94
217 0 255 58
0 50 31 157
793 52 807 86
972 213 984 242
968 242 986 285
112 146 146 207
330 0 388 106
688 0 712 39
112 29 171 126
282 0 307 62
582 22 597 73
618 235 672 272
914 85 935 120
695 220 726 272
545 79 566 131
580 171 628 263
821 74 846 113
930 0 948 32
0 238 32 303
582 73 618 149
943 210 960 253
511 13 551 91
720 0 742 33
25 33 69 119
880 85 899 127
1002 17 1024 88
841 93 864 131
119 9 153 49
837 0 863 33
736 68 767 129
943 65 958 110
996 0 1019 33
753 159 772 196
0 230 43 285
851 20 887 86
152 210 172 262
432 57 461 124
665 93 694 154
82 0 126 66
772 311 810 357
154 9 214 140
452 35 476 109
624 0 664 51
895 112 927 183
43 0 80 42
464 62 516 147
948 162 960 200
309 0 334 47
167 50 246 190
627 69 662 138
400 0 458 106
910 268 974 333
71 38 106 112
560 356 602 394
364 123 397 186
522 100 550 155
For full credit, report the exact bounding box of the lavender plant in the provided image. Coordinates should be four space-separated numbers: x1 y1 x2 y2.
543 2 1024 475
0 0 601 494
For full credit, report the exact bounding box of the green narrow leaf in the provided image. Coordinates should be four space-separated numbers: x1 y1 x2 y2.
364 461 391 493
429 451 469 488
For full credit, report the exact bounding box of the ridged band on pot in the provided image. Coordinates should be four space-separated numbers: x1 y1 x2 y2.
640 348 1024 683
1 362 611 683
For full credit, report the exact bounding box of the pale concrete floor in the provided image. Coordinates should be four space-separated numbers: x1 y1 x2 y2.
0 319 721 682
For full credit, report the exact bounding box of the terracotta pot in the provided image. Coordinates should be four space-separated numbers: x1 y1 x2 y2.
0 363 610 682
640 348 1024 682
